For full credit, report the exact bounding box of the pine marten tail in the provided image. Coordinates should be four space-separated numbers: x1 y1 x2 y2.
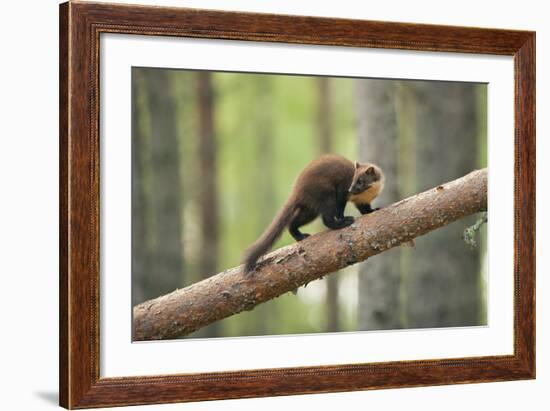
242 200 298 273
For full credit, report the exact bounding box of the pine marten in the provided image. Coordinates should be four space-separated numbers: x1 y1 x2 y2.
242 154 384 273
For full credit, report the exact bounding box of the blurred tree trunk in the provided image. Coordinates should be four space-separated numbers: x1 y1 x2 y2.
171 70 199 277
253 76 276 335
393 82 418 327
355 79 402 330
316 77 340 332
142 69 184 300
256 77 276 250
404 81 481 327
131 69 151 306
197 71 220 337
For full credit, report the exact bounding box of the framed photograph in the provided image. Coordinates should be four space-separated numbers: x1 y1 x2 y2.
59 1 535 408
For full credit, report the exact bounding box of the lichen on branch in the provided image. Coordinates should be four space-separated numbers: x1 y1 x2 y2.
463 212 488 249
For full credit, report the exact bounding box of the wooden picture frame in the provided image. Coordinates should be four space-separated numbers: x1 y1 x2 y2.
59 1 535 408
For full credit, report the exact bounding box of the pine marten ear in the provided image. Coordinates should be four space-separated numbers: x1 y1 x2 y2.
365 166 375 176
354 160 360 169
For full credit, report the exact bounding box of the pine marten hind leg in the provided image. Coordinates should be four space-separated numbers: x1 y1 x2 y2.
289 207 317 241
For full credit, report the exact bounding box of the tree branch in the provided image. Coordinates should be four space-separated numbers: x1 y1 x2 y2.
133 168 487 341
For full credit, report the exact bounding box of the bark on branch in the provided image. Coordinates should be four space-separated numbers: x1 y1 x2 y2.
133 168 487 341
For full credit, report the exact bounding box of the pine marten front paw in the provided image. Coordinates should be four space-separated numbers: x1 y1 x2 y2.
296 233 310 241
342 216 354 226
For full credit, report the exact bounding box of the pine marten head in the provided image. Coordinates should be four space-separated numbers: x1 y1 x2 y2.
348 161 384 197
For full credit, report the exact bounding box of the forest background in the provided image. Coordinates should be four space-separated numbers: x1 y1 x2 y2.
131 68 488 339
